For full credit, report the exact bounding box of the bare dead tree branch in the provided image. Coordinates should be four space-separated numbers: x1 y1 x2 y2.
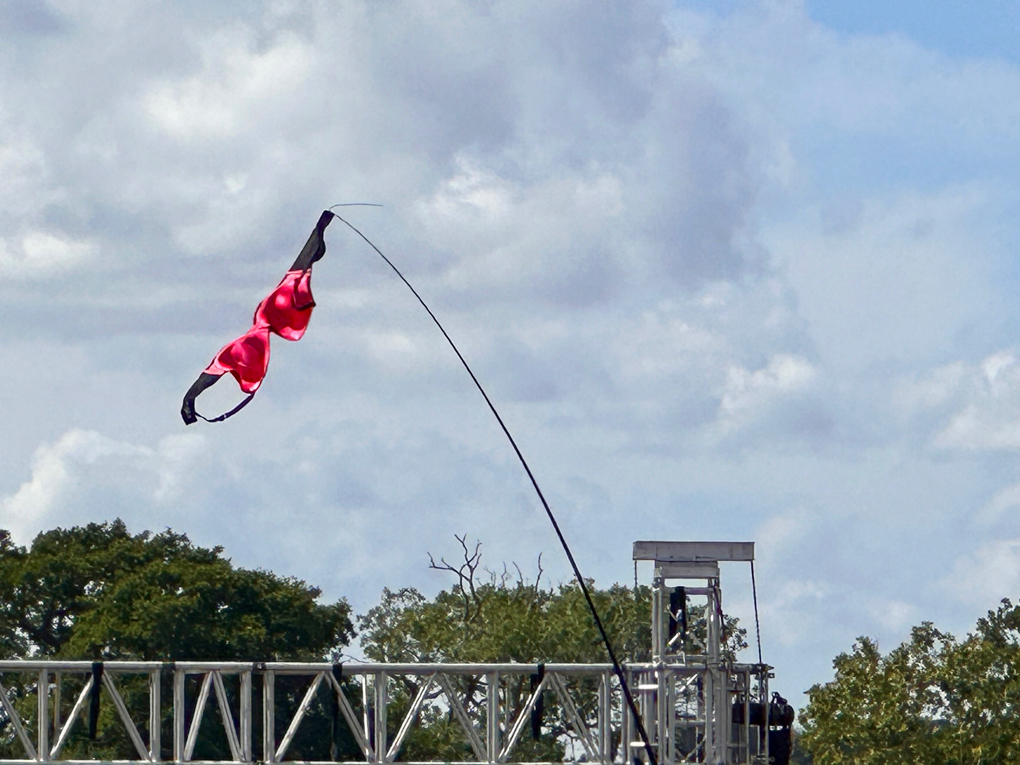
428 534 484 622
512 561 525 587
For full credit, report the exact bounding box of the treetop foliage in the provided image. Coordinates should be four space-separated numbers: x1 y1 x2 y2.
799 599 1020 764
354 534 747 762
0 520 353 661
359 534 747 666
0 521 355 762
0 525 747 763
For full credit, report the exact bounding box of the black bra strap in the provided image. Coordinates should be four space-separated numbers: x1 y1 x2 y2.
181 372 256 425
194 392 256 423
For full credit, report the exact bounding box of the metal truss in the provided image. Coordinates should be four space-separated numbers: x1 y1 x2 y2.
0 658 768 765
0 542 776 764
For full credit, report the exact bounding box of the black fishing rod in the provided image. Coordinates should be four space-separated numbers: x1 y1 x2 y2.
333 211 658 765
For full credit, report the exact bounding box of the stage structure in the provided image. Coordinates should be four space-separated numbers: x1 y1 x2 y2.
0 542 789 765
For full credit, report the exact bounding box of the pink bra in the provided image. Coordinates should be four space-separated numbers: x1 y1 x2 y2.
182 211 333 424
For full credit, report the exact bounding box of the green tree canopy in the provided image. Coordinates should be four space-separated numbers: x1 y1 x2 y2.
799 599 1020 764
0 521 354 763
360 535 746 666
357 535 746 762
0 526 751 763
0 520 353 661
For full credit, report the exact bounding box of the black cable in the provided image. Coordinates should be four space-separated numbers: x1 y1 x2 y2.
750 560 763 667
333 213 659 765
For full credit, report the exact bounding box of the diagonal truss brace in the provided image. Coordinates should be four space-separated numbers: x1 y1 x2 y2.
211 671 242 762
181 669 251 762
183 672 213 760
435 674 487 762
498 673 547 762
49 676 94 759
324 669 374 761
3 669 159 763
100 671 153 761
549 673 599 761
275 671 324 762
0 678 37 759
386 674 436 762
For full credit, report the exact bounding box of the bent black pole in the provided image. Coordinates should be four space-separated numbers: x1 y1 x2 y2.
333 213 659 765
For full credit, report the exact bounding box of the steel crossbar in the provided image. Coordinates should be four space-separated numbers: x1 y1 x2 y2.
0 540 777 764
0 660 768 764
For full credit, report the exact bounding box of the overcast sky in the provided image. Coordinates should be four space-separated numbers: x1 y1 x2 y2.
3 0 1020 709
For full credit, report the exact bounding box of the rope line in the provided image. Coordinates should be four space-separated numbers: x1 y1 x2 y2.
750 560 763 667
333 213 659 765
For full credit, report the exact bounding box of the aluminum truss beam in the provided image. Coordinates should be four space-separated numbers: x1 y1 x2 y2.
0 542 773 764
0 659 769 765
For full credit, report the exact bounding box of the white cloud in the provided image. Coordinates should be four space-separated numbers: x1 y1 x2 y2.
755 510 809 565
0 430 210 544
943 539 1020 608
895 361 969 413
2 0 1020 713
417 161 627 298
614 313 720 381
1 430 150 542
759 578 829 648
938 405 1020 450
0 135 52 216
866 599 918 633
0 232 95 279
719 354 817 431
765 187 1003 372
154 432 207 503
933 352 1020 450
978 483 1020 525
144 31 313 140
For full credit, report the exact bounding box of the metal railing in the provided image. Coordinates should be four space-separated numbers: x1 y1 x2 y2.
0 659 768 765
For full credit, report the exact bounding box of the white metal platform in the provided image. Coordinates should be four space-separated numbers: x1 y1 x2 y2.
0 542 777 765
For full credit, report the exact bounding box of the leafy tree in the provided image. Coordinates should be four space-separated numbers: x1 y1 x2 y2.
0 525 752 763
0 521 354 761
358 535 746 761
799 599 1020 764
0 521 352 661
362 536 746 665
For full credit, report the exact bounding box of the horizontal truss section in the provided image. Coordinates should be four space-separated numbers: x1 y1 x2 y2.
0 660 768 765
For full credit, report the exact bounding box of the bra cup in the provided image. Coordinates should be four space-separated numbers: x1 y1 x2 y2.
292 269 314 310
207 327 271 393
257 270 315 341
203 270 312 393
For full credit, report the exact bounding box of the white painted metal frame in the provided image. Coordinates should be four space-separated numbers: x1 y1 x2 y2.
641 540 771 765
0 658 769 765
0 540 772 764
0 663 161 764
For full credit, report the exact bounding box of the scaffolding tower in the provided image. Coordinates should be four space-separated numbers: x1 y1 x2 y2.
0 541 781 765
